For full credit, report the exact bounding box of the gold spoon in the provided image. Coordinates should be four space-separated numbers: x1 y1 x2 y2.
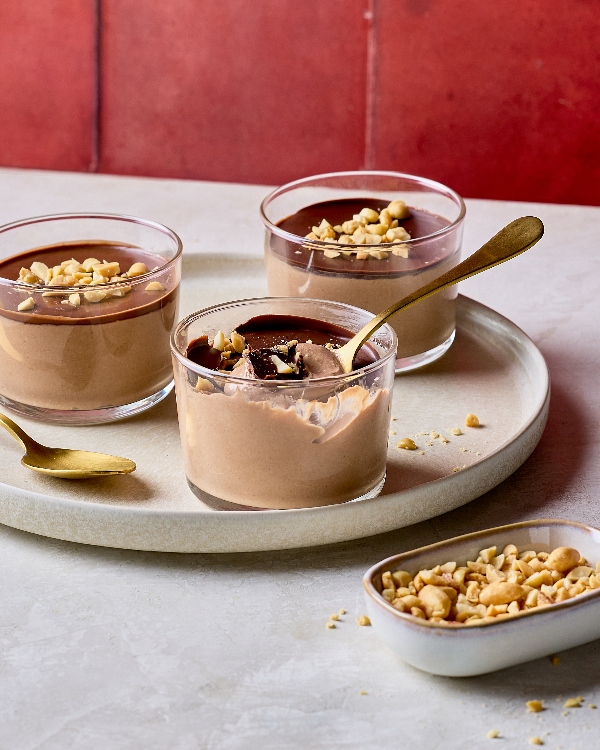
0 412 136 478
335 216 544 373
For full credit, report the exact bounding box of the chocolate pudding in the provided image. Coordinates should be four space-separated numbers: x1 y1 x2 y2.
0 241 180 416
265 198 462 362
172 306 397 510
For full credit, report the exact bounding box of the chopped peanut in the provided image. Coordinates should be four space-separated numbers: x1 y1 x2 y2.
378 544 597 626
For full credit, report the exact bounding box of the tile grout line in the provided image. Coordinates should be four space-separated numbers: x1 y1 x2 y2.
90 0 102 172
364 0 378 170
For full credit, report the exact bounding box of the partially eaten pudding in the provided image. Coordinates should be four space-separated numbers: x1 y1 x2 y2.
171 298 397 510
0 214 182 424
261 172 465 371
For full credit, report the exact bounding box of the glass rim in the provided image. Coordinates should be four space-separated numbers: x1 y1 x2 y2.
0 212 183 290
259 169 466 246
170 296 398 386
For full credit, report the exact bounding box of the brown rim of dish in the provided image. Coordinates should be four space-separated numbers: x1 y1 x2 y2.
363 518 600 630
259 170 467 247
0 212 183 291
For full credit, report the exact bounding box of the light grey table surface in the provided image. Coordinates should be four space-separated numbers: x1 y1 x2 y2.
0 168 599 750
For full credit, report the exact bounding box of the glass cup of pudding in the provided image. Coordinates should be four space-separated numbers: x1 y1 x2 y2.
171 297 397 510
260 171 466 373
0 213 182 424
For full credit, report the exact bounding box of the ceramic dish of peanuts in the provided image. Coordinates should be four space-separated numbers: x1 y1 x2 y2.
363 519 600 676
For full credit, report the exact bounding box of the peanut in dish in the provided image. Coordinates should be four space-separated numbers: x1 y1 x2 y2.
378 545 599 626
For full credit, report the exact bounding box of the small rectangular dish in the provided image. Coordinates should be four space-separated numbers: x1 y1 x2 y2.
363 519 600 676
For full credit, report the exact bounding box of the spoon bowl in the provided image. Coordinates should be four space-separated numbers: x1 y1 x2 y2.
0 413 136 478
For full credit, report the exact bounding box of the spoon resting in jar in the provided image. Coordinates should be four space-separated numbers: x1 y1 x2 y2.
334 216 544 373
0 412 136 478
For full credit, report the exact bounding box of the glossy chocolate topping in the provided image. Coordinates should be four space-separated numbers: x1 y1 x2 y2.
186 314 379 377
0 241 178 324
272 198 452 278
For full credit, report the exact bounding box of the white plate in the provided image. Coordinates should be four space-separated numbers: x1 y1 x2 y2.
0 255 549 553
363 520 600 676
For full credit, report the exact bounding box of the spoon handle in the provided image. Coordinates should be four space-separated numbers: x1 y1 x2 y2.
0 412 39 453
338 216 544 371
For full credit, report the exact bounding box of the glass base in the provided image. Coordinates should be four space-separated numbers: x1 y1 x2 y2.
395 330 455 374
0 380 174 426
187 474 386 512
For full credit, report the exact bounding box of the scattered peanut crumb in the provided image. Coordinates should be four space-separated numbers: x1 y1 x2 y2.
397 438 417 450
529 738 543 746
391 417 397 421
452 467 462 472
339 608 346 615
426 441 433 447
418 451 425 455
549 654 560 665
486 729 500 739
326 621 336 629
330 613 339 621
389 430 396 435
441 437 449 444
589 704 597 709
564 696 583 708
527 700 544 713
430 431 439 439
465 413 480 427
360 690 367 695
357 615 371 626
450 427 462 436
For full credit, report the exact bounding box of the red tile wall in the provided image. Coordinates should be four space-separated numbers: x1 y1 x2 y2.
99 0 369 184
371 0 600 205
0 0 96 171
0 1 599 204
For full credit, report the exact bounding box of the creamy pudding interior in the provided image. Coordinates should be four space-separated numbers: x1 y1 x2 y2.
172 306 396 510
0 241 179 415
265 197 462 361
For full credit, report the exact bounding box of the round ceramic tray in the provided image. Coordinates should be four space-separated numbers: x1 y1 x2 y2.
0 255 549 552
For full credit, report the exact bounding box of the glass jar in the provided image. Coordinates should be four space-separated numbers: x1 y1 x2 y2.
261 171 465 372
171 297 397 510
0 213 182 424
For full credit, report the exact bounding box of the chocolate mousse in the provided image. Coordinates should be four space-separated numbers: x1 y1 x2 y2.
265 198 462 361
0 241 179 416
173 312 396 510
186 314 377 379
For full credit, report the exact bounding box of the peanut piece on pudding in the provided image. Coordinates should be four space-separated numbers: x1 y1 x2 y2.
359 207 380 224
145 281 165 291
17 296 35 312
82 257 101 272
84 289 108 303
127 262 150 277
387 200 410 219
30 261 50 283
